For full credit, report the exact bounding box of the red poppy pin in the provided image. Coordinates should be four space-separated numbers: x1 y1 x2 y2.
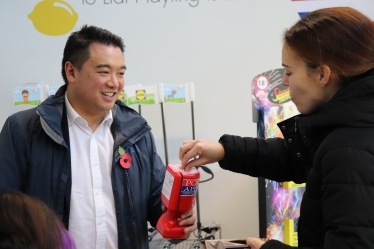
118 146 132 169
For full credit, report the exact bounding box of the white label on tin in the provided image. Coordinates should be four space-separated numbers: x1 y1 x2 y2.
162 170 174 201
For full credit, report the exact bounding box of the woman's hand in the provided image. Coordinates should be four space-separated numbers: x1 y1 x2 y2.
179 139 224 171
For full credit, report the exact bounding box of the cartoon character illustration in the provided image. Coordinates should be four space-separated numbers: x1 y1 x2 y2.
167 89 177 99
22 90 29 103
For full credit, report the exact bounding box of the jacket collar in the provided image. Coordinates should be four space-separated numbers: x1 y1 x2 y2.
278 69 374 154
298 69 374 135
285 69 374 152
37 85 150 149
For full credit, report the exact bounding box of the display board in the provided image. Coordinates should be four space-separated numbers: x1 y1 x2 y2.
252 68 304 245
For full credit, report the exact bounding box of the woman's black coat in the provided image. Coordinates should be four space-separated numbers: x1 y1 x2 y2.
219 69 374 249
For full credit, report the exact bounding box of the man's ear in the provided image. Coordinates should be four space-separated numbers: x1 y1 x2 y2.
65 62 76 83
318 64 331 87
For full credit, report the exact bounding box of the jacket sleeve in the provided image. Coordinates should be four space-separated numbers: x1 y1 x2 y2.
0 115 28 190
261 239 324 249
218 134 307 183
146 131 166 227
261 240 294 249
318 146 374 248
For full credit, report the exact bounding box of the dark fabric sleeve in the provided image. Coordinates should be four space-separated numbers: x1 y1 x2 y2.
0 115 28 191
260 240 294 249
218 134 307 183
261 239 321 249
146 131 166 227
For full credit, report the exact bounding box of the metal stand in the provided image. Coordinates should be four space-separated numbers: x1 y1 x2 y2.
191 101 202 239
149 94 218 249
190 101 219 245
160 102 169 166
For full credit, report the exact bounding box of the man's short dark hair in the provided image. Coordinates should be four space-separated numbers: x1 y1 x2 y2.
61 25 125 84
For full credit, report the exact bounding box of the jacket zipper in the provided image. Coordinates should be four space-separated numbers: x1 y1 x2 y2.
125 169 135 224
55 151 63 211
115 120 151 228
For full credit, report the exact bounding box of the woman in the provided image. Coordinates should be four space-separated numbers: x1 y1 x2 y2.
0 190 76 249
179 7 374 249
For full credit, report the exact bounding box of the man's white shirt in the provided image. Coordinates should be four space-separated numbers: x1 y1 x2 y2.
65 94 118 249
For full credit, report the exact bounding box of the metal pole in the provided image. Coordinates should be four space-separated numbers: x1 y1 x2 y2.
138 105 141 115
191 101 196 140
191 101 202 240
195 187 202 239
160 102 169 166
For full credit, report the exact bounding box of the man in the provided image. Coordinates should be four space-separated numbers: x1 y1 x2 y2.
0 25 196 249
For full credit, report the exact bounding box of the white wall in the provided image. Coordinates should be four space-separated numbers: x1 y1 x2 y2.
1 0 373 240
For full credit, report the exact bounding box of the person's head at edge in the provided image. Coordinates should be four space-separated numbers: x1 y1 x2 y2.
281 7 374 115
61 25 126 126
0 190 76 249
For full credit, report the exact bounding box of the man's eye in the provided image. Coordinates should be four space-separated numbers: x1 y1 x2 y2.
99 71 109 74
285 73 292 76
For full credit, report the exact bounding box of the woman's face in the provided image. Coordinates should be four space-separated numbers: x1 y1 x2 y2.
281 43 332 115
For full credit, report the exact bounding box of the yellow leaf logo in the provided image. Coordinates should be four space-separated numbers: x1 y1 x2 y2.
28 0 78 36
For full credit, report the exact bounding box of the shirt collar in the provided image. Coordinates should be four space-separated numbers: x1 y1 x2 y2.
64 93 113 127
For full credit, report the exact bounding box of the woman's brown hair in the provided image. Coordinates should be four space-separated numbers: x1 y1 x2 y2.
284 7 374 82
0 191 63 249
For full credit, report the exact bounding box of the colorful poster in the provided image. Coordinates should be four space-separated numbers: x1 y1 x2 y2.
47 85 61 96
162 82 195 103
252 68 299 138
13 85 43 106
122 84 161 105
252 68 304 244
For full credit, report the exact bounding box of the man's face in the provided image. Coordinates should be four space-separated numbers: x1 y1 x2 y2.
67 42 125 119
